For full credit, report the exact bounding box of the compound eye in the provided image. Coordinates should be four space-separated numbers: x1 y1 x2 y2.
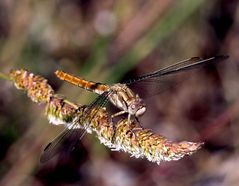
135 107 146 117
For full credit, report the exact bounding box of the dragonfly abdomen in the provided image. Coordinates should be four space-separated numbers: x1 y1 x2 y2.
55 70 109 94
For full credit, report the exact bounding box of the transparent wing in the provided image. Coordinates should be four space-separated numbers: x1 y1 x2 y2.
40 126 83 163
125 55 228 85
40 91 112 163
128 76 182 98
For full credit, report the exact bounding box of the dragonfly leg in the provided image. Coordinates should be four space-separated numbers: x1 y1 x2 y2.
111 110 127 119
111 123 117 144
127 114 144 129
134 117 144 129
127 114 131 123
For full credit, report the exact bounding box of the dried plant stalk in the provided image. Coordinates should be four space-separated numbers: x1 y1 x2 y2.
9 69 54 103
9 69 203 164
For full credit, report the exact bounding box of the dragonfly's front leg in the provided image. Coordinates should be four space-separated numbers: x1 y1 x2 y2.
111 110 133 125
111 110 127 119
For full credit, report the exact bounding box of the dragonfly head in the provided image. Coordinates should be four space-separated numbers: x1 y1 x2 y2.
128 95 146 117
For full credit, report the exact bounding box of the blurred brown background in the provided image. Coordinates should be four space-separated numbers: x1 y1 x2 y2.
0 0 239 185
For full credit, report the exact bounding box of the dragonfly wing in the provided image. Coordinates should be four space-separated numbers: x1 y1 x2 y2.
87 91 111 110
125 55 229 85
40 126 84 163
40 92 111 163
128 77 181 98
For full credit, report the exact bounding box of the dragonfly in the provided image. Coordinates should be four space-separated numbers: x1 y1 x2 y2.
8 68 204 163
41 55 228 162
55 55 228 122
